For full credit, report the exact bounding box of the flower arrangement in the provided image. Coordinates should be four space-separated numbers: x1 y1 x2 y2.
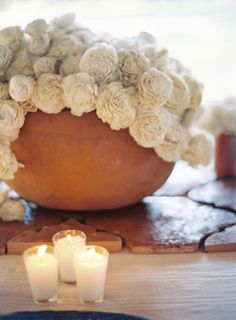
198 97 236 136
0 13 213 181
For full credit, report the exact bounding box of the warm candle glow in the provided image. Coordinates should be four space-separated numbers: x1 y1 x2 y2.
87 247 96 258
37 245 47 257
66 234 72 243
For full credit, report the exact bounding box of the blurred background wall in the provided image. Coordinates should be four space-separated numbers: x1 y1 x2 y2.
0 0 235 104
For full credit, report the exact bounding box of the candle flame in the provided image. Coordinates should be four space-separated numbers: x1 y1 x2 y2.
38 245 47 257
88 247 96 257
67 234 72 242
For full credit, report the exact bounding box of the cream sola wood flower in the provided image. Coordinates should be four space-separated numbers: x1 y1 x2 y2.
181 130 213 167
129 110 166 148
138 68 173 108
117 49 149 86
80 43 118 83
59 54 82 77
198 97 236 136
0 199 25 222
165 72 190 116
49 35 80 59
62 72 97 116
0 44 12 75
33 57 56 78
9 75 35 102
25 19 49 36
0 83 9 102
5 49 34 81
154 117 189 162
0 143 20 180
96 82 136 130
0 26 24 52
32 73 64 114
28 33 51 56
0 100 25 142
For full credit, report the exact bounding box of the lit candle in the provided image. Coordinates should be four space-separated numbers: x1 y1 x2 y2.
52 230 86 283
23 245 58 304
73 245 109 304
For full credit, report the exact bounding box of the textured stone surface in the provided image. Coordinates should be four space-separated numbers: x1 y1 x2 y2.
7 218 122 254
86 196 236 253
188 178 236 211
205 225 236 252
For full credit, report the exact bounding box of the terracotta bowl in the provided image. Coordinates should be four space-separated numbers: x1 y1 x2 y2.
6 111 174 210
215 134 236 178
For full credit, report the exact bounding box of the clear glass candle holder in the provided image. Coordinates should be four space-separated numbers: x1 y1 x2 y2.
52 229 86 283
73 245 109 304
23 245 58 304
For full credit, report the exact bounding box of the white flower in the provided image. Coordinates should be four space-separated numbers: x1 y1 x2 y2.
181 130 213 167
0 189 8 205
138 68 173 108
0 83 9 102
80 43 118 83
183 74 203 108
6 49 34 81
138 32 156 44
9 75 35 102
182 106 203 128
33 57 56 78
0 143 19 180
59 54 81 77
19 99 37 113
0 26 23 52
129 111 166 147
28 33 51 56
117 49 149 86
165 72 190 116
32 74 64 114
97 82 136 130
51 13 76 31
144 46 168 69
62 72 97 116
87 32 113 47
49 35 79 59
154 120 189 162
0 199 25 221
198 97 236 135
0 44 12 73
25 19 49 36
0 100 25 141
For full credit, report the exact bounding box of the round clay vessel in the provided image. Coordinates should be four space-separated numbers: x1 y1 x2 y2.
6 111 174 210
215 134 236 178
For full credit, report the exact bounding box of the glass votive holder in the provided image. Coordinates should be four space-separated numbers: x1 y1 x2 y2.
23 245 58 304
52 229 86 283
73 245 109 304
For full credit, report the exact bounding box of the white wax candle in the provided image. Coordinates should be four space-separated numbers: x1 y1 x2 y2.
73 246 109 303
24 245 58 303
53 232 86 283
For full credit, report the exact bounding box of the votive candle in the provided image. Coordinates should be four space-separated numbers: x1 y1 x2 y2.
52 229 86 283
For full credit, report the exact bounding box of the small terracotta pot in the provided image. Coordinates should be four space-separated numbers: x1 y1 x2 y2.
6 111 174 210
215 134 236 178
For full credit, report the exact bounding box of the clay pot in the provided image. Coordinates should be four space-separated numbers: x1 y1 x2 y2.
215 134 236 178
6 111 174 210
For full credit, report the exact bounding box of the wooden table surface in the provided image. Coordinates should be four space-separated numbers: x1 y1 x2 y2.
0 251 236 320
